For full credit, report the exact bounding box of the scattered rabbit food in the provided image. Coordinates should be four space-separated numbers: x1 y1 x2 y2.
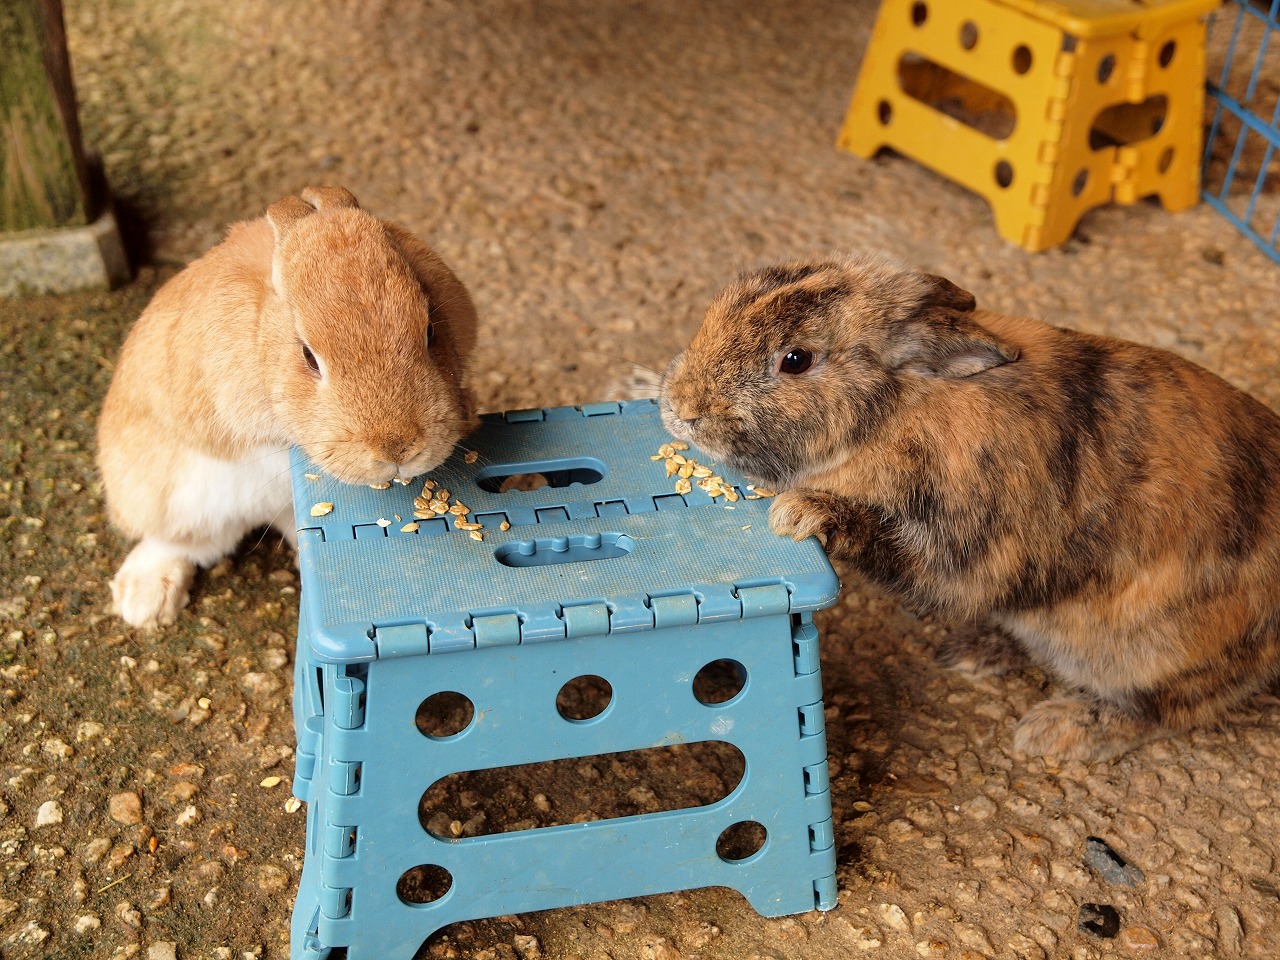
306 463 490 538
405 476 487 541
650 442 775 502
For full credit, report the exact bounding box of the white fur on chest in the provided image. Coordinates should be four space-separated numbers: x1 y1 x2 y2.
168 445 295 543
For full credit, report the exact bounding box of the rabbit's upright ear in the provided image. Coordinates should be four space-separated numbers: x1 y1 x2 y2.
300 186 359 211
265 195 316 245
265 188 362 298
264 195 319 298
914 273 977 313
881 275 1018 379
265 187 359 246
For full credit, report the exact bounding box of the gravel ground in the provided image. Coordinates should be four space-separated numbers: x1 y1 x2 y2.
2 1 1279 958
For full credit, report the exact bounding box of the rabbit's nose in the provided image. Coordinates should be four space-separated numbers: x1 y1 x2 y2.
378 435 420 466
672 398 701 423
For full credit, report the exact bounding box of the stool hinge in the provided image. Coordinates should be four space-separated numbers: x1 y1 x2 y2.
814 873 839 911
1125 40 1149 101
737 583 792 618
792 621 820 677
798 701 825 738
325 823 358 859
649 593 699 629
473 612 523 648
320 883 353 921
803 761 830 797
562 602 611 639
332 676 366 730
809 817 834 853
503 407 545 423
372 622 430 659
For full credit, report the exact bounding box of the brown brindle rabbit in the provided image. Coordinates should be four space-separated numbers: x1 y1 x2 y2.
659 253 1280 763
97 187 478 629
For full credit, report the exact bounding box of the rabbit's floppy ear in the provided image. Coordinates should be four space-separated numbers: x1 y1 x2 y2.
881 275 1018 379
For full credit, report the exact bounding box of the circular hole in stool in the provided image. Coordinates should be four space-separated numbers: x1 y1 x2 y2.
877 99 893 125
910 1 928 26
1159 40 1176 68
717 821 767 862
994 160 1014 188
693 659 747 705
397 864 452 905
1097 53 1115 83
1012 45 1033 74
959 21 979 50
1158 147 1174 173
556 674 613 721
415 691 474 739
1071 168 1088 197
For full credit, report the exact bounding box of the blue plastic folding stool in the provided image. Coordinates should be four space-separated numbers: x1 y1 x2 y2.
289 399 842 959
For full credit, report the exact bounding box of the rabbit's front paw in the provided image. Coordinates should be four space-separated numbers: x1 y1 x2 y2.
1013 695 1153 764
935 624 1029 677
110 540 197 629
769 490 842 547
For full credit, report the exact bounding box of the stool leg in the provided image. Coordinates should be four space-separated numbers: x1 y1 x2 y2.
837 0 906 160
1121 18 1211 213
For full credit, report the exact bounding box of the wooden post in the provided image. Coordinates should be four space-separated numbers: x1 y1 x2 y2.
0 0 93 231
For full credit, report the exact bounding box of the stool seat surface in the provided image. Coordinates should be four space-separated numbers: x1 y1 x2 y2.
291 400 840 662
992 0 1220 36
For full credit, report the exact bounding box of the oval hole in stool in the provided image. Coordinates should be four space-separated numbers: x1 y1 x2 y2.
1097 53 1115 84
994 160 1014 188
717 821 767 862
693 659 747 705
959 21 978 50
1158 147 1174 173
1159 40 1176 68
416 691 474 739
420 741 745 838
557 675 613 721
877 99 893 125
477 458 605 493
1071 168 1088 197
898 54 1016 140
397 864 452 905
910 1 927 26
1012 45 1033 74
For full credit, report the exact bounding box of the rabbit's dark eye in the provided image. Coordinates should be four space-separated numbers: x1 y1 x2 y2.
779 348 813 375
302 343 320 374
426 321 435 346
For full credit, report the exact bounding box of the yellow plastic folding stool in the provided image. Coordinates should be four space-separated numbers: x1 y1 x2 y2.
839 0 1220 251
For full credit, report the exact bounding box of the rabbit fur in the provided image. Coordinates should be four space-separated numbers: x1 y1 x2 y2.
660 252 1280 763
97 186 478 628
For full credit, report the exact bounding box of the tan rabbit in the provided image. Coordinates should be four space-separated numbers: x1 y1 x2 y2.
97 187 478 628
660 252 1280 763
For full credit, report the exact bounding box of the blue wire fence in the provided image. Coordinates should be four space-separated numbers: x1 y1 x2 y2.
1203 0 1280 264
